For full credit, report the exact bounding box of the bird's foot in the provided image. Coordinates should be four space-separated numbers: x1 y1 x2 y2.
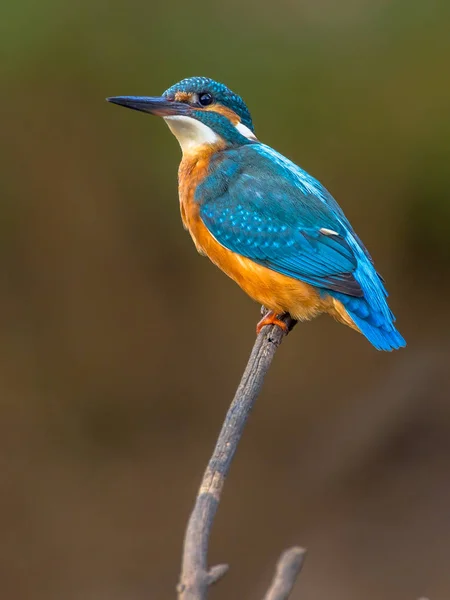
256 310 290 335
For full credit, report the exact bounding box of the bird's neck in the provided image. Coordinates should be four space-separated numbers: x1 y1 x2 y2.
164 115 227 158
164 113 256 158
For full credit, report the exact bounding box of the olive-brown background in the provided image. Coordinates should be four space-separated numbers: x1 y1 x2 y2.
1 0 450 598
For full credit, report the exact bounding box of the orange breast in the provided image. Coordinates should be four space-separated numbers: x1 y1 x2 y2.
178 153 358 328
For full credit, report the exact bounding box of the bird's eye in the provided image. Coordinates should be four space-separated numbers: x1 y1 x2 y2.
198 92 213 106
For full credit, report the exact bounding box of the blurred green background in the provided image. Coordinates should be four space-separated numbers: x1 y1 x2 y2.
1 0 450 598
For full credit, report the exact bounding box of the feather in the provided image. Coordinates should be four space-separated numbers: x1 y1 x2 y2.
194 143 405 350
198 144 362 296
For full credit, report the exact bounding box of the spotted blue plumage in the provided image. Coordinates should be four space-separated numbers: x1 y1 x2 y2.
196 144 406 351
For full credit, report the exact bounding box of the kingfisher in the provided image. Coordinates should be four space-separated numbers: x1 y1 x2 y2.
107 77 406 351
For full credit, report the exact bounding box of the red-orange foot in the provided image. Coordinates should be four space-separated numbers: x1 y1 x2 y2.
256 311 289 335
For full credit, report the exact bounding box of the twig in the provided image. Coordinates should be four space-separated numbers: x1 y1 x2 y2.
177 313 298 599
263 547 306 600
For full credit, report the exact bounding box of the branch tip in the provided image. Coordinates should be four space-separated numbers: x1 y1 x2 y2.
263 546 306 600
206 564 229 585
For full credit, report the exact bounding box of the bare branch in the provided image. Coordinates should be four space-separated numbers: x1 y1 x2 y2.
177 313 297 600
263 547 306 600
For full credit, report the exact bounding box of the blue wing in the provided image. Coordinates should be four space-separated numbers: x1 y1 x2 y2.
196 143 406 351
197 144 363 296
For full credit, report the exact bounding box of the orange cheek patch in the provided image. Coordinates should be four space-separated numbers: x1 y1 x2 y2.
205 105 240 125
174 91 191 102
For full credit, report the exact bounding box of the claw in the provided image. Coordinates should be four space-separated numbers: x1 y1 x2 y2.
256 311 289 335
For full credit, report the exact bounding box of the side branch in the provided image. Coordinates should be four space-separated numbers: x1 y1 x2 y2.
178 313 297 600
263 547 306 600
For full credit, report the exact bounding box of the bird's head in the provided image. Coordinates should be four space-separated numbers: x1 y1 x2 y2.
107 76 257 155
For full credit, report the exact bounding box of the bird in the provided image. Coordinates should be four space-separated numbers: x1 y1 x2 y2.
107 76 406 351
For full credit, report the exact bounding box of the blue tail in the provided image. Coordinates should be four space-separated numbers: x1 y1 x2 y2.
337 294 406 351
330 242 406 351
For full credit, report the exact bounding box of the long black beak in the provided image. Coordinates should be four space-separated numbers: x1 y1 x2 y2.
106 95 189 117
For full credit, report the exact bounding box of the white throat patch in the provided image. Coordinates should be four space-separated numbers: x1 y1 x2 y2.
164 115 220 154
